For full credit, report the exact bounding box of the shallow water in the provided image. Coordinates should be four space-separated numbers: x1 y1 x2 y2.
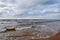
0 19 60 40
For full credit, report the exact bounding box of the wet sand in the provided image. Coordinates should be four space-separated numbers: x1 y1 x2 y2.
0 31 60 40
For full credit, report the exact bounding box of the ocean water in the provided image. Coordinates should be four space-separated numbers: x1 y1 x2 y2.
0 19 60 38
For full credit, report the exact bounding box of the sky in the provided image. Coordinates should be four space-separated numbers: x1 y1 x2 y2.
0 0 60 19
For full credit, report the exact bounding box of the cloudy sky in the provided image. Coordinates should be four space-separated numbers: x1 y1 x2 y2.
0 0 60 19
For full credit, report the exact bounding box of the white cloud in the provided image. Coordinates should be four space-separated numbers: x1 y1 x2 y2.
20 13 60 19
0 0 60 19
16 0 50 8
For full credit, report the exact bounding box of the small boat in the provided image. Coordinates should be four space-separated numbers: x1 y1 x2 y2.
6 27 16 31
